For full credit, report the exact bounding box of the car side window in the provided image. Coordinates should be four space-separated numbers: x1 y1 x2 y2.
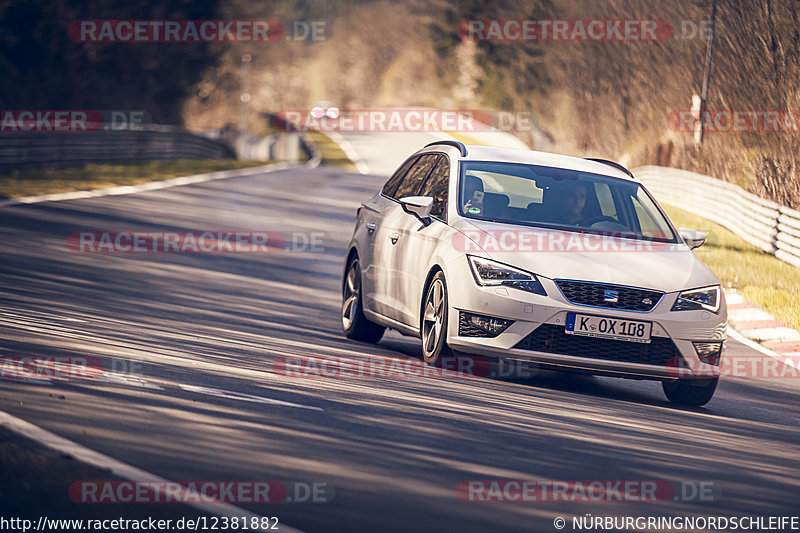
630 188 675 239
382 156 419 199
418 155 449 221
393 155 439 200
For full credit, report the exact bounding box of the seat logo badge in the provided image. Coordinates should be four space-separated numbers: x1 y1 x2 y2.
642 298 653 306
603 290 619 303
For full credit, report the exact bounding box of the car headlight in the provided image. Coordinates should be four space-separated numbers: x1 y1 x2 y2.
467 256 546 295
671 285 721 313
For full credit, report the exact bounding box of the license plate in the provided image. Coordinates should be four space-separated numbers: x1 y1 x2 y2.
565 313 652 343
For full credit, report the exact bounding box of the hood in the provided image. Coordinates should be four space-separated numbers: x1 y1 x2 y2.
453 218 719 293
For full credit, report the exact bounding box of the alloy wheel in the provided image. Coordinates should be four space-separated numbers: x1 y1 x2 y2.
422 278 446 357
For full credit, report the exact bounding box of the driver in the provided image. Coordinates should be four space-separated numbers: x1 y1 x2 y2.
553 181 590 225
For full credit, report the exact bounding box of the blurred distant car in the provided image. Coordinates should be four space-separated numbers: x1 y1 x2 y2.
310 102 339 119
341 141 727 406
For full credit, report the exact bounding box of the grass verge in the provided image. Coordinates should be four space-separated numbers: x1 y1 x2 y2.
663 203 800 331
0 159 272 200
305 131 357 171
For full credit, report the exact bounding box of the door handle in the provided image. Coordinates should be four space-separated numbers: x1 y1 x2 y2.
366 222 376 234
389 232 399 244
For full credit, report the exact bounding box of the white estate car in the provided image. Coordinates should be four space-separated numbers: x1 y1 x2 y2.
342 141 726 406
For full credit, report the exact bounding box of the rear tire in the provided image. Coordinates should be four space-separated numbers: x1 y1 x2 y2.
421 271 452 366
341 256 385 344
662 378 718 406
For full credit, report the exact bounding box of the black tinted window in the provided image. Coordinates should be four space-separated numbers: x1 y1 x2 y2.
418 155 449 220
393 155 439 199
459 161 678 242
382 156 419 198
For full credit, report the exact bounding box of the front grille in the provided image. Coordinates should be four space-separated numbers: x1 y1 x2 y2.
514 324 680 367
555 280 663 312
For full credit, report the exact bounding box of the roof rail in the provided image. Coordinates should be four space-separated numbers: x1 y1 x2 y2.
584 158 634 178
424 140 468 157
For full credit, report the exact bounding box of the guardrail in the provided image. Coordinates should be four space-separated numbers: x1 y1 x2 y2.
0 125 235 168
633 165 800 269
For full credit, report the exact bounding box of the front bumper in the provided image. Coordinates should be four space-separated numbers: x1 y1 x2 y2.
445 264 727 382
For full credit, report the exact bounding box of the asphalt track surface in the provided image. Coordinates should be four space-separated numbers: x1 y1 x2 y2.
1 163 799 532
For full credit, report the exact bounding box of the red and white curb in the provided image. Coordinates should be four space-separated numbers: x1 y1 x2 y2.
725 289 800 371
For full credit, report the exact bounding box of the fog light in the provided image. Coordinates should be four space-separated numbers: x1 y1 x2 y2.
693 341 723 365
459 312 513 338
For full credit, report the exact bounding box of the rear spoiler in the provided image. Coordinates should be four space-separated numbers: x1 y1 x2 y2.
584 158 634 178
424 140 468 157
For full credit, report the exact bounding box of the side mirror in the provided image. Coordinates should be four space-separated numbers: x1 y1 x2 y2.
399 196 434 222
678 227 707 249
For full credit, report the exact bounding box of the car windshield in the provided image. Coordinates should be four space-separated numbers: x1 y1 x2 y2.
458 161 678 243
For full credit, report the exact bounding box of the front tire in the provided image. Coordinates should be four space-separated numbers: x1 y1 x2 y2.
421 272 451 366
342 256 385 344
662 378 718 406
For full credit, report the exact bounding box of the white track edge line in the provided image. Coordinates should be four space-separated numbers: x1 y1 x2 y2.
0 159 311 208
728 327 800 371
0 410 306 533
326 132 370 175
